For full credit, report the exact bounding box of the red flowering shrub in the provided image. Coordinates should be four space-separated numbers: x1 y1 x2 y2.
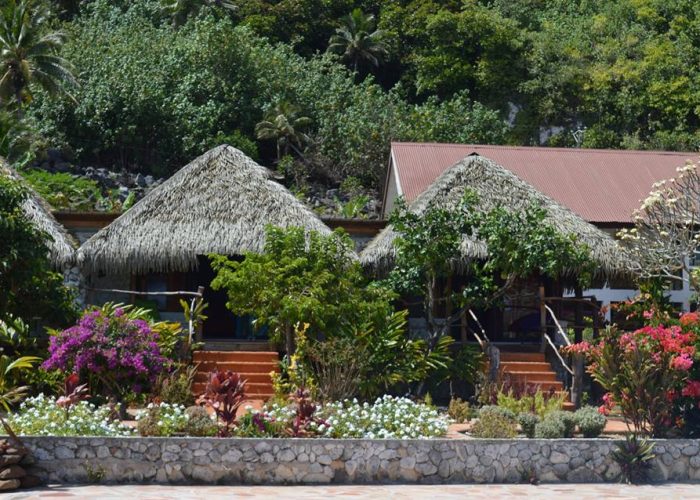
572 324 695 437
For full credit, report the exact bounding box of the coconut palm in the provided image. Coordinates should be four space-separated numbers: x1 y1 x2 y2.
327 8 389 74
0 0 77 115
255 103 312 162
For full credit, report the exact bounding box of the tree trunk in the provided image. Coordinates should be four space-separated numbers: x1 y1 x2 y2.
284 323 294 357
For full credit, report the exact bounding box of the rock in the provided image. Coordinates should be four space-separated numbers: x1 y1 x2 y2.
399 456 416 469
0 455 22 467
54 446 74 460
549 451 569 464
135 174 147 187
0 479 20 491
145 175 155 186
0 465 26 480
20 474 42 488
278 449 295 463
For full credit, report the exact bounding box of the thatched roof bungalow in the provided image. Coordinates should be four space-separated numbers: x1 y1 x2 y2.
1 162 76 270
361 155 631 280
77 145 331 275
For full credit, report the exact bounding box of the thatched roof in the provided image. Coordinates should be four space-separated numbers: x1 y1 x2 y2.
361 155 631 279
77 145 332 275
1 162 76 270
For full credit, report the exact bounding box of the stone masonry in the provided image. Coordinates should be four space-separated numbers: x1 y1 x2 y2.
21 437 700 485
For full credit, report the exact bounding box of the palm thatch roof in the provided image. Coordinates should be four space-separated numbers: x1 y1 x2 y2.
1 162 76 270
361 155 631 279
77 145 332 275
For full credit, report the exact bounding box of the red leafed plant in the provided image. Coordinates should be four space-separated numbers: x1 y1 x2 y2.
287 388 325 437
198 370 246 436
56 374 90 414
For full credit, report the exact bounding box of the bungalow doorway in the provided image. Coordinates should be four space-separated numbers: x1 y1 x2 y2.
192 256 268 341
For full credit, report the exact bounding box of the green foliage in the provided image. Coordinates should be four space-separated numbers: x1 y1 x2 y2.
549 410 576 438
574 406 607 438
135 402 189 437
448 397 472 424
472 405 517 438
20 169 102 211
0 176 76 326
534 415 566 439
518 412 540 439
183 405 218 437
612 435 656 484
0 354 40 411
327 8 389 74
210 226 394 350
496 389 565 419
153 364 196 407
0 0 77 112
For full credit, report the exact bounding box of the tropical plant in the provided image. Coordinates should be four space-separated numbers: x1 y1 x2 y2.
448 397 472 424
612 435 656 484
211 226 395 356
0 354 39 411
236 408 284 438
471 406 517 439
135 402 189 437
305 337 365 402
0 176 76 326
255 102 312 162
518 412 539 439
197 370 246 437
534 415 566 439
152 364 196 407
574 325 695 437
55 373 90 413
183 405 217 437
20 169 103 211
42 306 169 415
285 388 324 438
496 388 566 420
327 8 388 74
0 0 77 113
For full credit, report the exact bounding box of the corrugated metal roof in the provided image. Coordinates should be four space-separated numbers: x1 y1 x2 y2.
391 142 699 224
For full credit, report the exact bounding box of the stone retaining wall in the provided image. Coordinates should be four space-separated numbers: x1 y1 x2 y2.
21 436 700 484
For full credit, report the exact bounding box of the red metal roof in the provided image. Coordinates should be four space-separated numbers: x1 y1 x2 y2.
391 142 700 224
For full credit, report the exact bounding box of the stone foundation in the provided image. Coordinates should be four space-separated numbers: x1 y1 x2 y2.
21 437 700 484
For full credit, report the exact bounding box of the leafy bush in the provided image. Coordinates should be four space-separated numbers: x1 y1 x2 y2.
471 413 518 439
7 394 132 436
575 324 695 437
575 406 607 438
534 416 566 439
496 387 565 419
236 408 284 438
153 365 196 406
43 307 169 406
313 395 448 439
183 406 217 437
135 402 189 437
20 169 103 211
448 397 472 424
478 405 516 422
518 412 540 439
549 411 576 438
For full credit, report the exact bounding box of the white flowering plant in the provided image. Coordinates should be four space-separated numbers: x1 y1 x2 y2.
6 394 133 437
309 395 449 439
135 402 189 437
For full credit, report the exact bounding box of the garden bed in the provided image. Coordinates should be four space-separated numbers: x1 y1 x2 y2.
20 435 700 485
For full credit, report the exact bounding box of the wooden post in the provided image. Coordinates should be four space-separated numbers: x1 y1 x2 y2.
539 283 546 353
486 342 500 383
572 353 585 409
194 286 205 344
460 309 468 343
574 286 583 344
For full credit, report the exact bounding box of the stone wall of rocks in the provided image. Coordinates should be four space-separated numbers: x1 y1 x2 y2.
20 436 700 484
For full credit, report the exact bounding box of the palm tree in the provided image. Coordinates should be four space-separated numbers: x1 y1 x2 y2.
255 103 312 162
327 8 389 74
161 0 236 27
0 0 77 115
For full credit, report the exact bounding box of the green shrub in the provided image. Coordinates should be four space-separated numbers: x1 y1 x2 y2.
518 412 540 438
534 416 566 439
479 405 516 422
20 170 103 211
183 406 218 437
575 406 607 438
471 413 517 439
448 397 472 424
155 366 196 407
135 402 189 437
549 411 577 438
496 388 565 419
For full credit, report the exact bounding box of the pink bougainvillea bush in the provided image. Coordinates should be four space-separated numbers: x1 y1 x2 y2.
570 323 696 437
43 307 168 404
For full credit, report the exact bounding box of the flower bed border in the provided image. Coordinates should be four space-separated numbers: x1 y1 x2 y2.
20 436 700 484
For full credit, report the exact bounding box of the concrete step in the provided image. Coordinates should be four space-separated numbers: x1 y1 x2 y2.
500 361 552 371
193 361 280 374
503 371 558 382
500 352 546 362
193 351 279 363
194 372 273 384
192 381 274 396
